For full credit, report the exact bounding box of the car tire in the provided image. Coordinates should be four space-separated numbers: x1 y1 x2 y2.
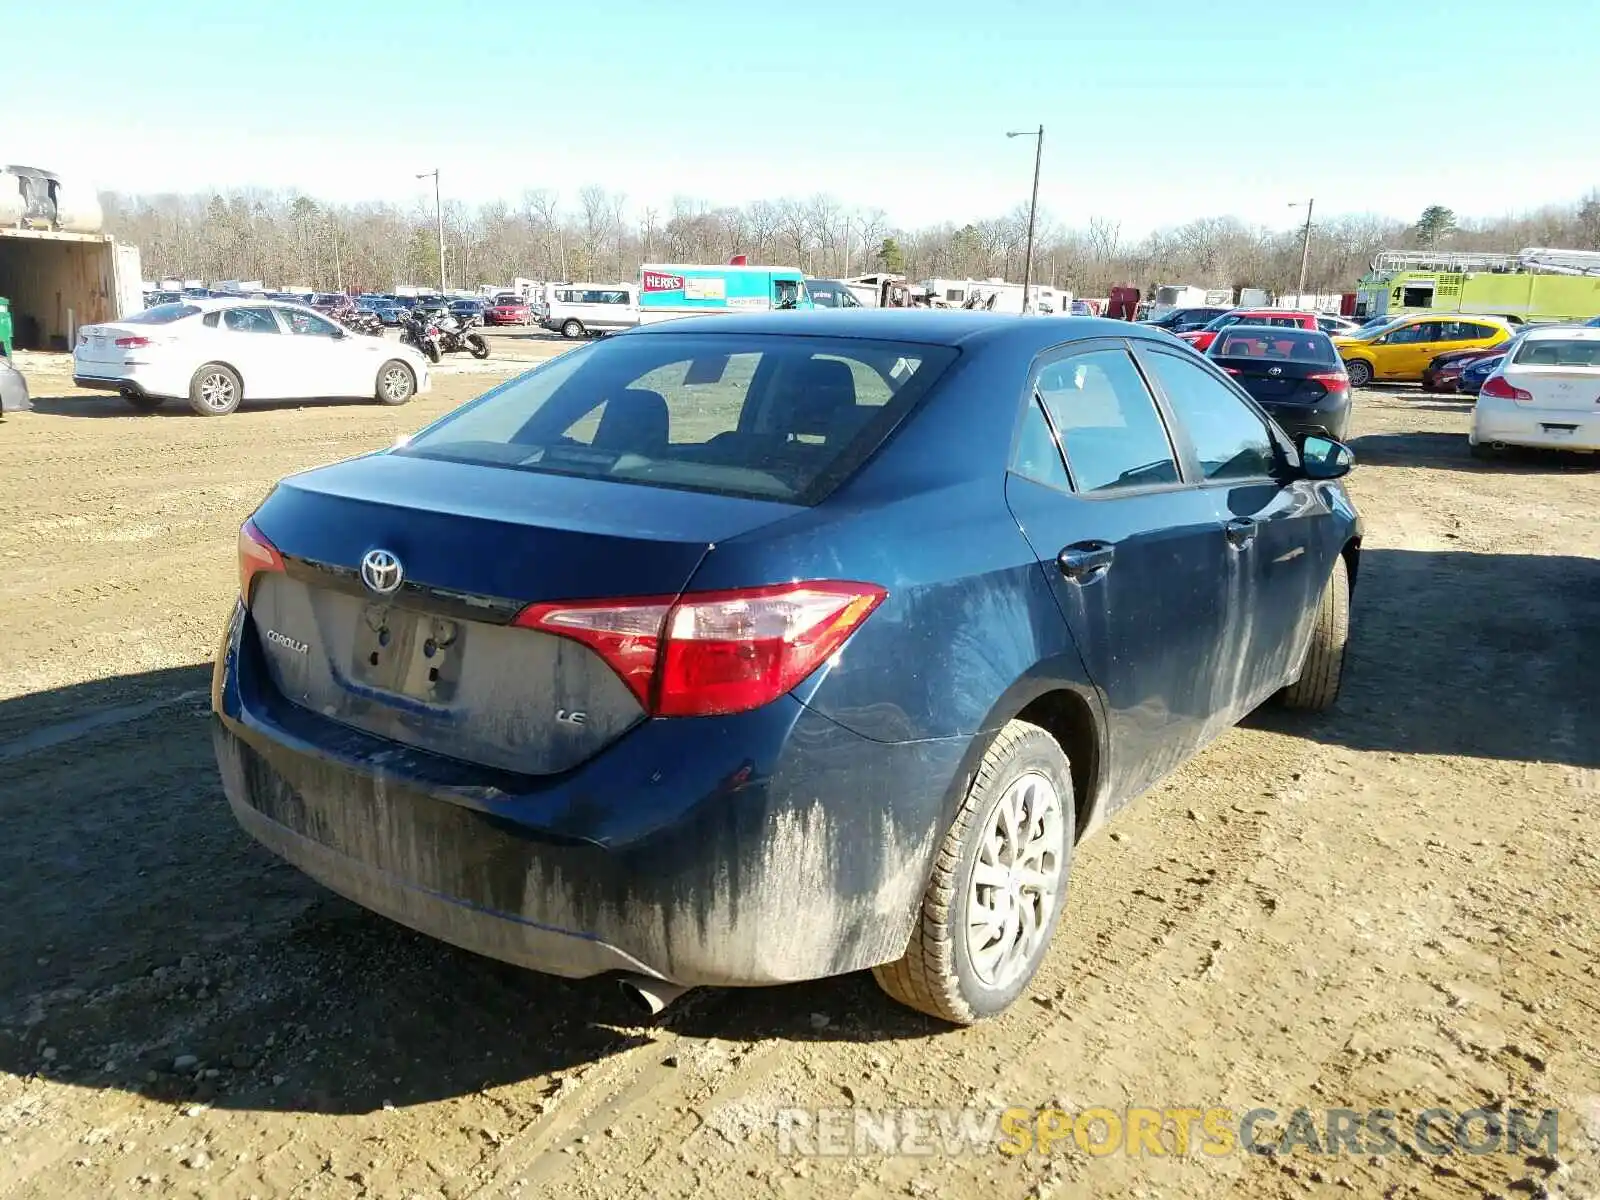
561 320 585 339
122 392 163 412
1279 553 1350 712
1344 359 1373 388
376 360 416 406
188 363 242 416
872 719 1075 1025
466 333 490 359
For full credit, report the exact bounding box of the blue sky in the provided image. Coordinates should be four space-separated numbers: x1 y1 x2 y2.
12 0 1598 237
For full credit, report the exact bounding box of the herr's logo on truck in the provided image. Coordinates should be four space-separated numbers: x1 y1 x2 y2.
643 272 685 293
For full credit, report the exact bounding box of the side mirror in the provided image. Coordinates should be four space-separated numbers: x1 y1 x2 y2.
1298 434 1354 480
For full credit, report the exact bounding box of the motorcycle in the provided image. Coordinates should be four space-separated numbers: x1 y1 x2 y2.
434 312 490 359
398 312 442 363
337 309 384 337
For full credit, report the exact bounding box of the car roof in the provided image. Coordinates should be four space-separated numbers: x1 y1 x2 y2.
1519 325 1600 340
170 297 318 310
1228 309 1315 317
623 310 1180 350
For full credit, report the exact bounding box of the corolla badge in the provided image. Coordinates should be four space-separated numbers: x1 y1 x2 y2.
361 548 404 595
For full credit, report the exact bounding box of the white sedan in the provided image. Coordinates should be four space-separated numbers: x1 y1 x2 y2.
1470 326 1600 456
73 299 432 416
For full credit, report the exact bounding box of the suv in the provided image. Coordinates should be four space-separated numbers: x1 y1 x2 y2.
1143 306 1230 335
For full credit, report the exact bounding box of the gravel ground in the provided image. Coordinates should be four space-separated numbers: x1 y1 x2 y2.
1 338 1596 1199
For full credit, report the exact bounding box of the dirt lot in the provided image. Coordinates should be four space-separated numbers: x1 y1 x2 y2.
1 337 1597 1200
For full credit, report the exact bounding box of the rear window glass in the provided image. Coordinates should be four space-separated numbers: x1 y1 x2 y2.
126 303 200 324
396 333 958 503
1512 338 1600 367
1210 330 1336 364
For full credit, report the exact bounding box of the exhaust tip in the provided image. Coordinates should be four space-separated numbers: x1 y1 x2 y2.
617 974 688 1017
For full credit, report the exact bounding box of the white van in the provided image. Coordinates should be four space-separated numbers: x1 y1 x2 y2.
541 284 639 338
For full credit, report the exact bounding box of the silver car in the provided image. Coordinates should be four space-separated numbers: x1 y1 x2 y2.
0 354 29 414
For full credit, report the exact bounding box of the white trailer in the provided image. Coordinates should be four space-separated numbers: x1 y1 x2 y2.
0 228 142 351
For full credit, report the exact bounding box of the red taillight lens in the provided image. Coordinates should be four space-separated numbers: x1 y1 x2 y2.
114 335 151 348
238 518 285 602
1307 371 1350 392
1480 374 1532 403
515 581 887 717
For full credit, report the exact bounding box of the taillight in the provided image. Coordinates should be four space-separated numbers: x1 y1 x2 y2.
114 335 152 348
515 581 887 717
1480 375 1532 404
238 518 285 602
1222 366 1240 374
1307 370 1350 392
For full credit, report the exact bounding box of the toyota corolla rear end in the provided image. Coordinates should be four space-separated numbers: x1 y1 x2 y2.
212 325 965 993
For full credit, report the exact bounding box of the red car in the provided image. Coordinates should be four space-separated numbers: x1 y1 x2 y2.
484 296 532 326
1179 310 1321 354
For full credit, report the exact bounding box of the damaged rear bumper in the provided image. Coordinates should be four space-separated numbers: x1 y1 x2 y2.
213 603 967 989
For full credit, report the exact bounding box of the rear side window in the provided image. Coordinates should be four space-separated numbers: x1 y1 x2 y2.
396 333 958 504
1143 351 1277 482
1036 348 1180 492
1512 338 1600 367
126 303 200 325
1011 397 1072 490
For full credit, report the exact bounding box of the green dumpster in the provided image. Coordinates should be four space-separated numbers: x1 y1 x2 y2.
0 297 11 359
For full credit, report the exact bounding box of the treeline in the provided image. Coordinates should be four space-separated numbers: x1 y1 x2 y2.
99 187 1600 298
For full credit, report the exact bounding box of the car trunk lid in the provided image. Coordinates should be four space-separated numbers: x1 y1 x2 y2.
1215 356 1341 405
1504 365 1600 413
245 451 801 775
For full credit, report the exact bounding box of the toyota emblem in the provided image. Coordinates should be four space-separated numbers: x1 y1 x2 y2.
361 548 404 595
1268 366 1282 376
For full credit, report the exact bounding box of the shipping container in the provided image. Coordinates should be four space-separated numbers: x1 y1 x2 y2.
0 228 142 351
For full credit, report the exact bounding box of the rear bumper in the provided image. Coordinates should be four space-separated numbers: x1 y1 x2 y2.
0 371 28 413
212 603 963 988
73 374 143 394
1473 398 1600 451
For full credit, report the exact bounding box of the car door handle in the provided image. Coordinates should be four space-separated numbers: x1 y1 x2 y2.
1058 540 1116 582
1224 517 1258 549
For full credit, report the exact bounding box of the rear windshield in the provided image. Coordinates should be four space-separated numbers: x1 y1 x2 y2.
1211 329 1337 364
395 332 959 503
126 302 201 324
1512 338 1600 367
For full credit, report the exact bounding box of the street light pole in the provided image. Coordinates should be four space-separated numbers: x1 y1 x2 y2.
1007 126 1044 312
418 169 445 294
1292 197 1315 302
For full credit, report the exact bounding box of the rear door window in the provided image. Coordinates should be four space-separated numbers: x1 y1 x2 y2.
1035 348 1180 492
223 308 282 335
396 333 957 504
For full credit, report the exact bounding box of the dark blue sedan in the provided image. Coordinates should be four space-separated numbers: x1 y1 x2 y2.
212 311 1362 1024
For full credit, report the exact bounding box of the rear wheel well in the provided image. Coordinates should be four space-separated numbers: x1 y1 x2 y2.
1014 690 1099 840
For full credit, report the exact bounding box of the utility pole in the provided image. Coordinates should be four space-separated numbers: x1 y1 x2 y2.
1292 197 1315 302
417 169 445 293
1007 126 1044 312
